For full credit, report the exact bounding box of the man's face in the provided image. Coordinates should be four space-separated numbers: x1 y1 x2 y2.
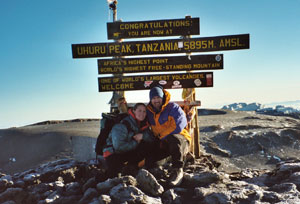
151 96 163 110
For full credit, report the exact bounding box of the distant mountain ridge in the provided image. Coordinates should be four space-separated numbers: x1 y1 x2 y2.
265 99 300 108
222 101 300 119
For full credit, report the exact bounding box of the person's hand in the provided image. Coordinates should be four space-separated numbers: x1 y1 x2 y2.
133 133 143 143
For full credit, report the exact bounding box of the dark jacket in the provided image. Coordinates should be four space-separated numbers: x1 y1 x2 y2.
103 109 154 155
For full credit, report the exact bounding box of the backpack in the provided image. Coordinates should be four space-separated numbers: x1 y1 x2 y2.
95 112 132 155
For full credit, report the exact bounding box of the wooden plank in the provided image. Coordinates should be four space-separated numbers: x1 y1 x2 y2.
107 18 199 39
72 34 249 58
98 54 223 74
117 100 201 109
98 72 213 92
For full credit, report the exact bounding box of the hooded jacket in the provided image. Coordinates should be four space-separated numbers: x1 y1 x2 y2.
103 109 154 156
147 89 191 143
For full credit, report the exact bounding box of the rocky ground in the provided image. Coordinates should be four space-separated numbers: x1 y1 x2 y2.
1 154 300 203
0 109 300 203
198 109 300 173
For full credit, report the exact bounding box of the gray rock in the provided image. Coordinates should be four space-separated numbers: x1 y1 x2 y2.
275 162 300 179
147 166 168 180
270 182 298 194
96 177 122 193
183 170 220 187
25 192 40 204
28 183 52 194
89 198 101 204
83 177 97 192
121 175 137 186
29 181 63 197
23 172 40 184
245 172 269 187
0 179 9 193
0 176 14 192
202 192 232 204
288 172 300 189
162 189 184 204
37 160 78 183
79 188 99 204
55 195 82 203
268 182 300 203
0 188 27 204
2 201 16 204
96 175 136 194
195 181 266 203
136 169 164 196
261 191 281 203
65 182 81 196
98 194 112 204
42 190 54 201
228 181 264 202
50 180 64 194
194 187 214 199
207 141 231 157
60 167 78 183
109 181 162 204
14 180 25 188
1 175 12 183
143 195 162 204
44 191 60 203
109 183 144 203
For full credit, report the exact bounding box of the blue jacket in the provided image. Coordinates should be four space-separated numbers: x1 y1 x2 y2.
147 89 191 143
103 109 154 155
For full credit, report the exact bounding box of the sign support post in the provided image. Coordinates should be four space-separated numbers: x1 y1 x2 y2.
108 0 125 112
181 16 201 158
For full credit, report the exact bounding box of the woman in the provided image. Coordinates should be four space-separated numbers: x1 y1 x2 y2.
103 103 154 178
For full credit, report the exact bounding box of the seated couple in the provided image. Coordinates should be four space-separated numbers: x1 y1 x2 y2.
102 86 191 186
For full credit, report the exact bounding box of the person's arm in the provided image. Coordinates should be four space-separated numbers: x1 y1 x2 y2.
140 127 156 143
111 123 138 153
159 103 188 139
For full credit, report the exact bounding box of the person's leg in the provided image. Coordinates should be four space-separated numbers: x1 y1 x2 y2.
105 151 140 178
126 141 151 165
143 140 169 169
164 134 189 186
116 147 149 176
105 154 125 178
165 134 190 168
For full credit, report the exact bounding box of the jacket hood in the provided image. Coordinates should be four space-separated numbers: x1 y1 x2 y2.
128 108 149 131
147 89 171 114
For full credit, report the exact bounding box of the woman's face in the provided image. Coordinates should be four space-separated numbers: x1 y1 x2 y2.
134 105 147 122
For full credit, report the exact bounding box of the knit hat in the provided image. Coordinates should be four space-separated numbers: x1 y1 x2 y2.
149 86 164 100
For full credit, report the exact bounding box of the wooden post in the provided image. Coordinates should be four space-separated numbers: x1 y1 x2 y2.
182 16 201 158
191 92 201 158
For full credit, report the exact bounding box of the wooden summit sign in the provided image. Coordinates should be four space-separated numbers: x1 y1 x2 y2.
98 54 223 74
107 18 200 39
72 34 249 58
98 72 213 92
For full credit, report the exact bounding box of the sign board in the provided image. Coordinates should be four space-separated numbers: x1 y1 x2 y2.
98 54 223 74
72 34 249 58
98 72 213 92
107 18 200 39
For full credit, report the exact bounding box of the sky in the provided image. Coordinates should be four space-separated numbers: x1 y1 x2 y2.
1 0 300 129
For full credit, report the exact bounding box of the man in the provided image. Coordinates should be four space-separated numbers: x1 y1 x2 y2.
146 86 191 186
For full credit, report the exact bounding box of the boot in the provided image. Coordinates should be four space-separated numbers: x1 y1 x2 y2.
169 168 183 186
